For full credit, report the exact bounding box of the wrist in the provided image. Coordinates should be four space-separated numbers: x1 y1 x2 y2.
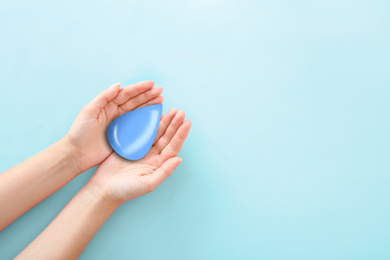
83 181 122 209
57 137 84 175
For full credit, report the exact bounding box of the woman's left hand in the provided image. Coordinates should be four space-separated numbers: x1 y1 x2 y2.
64 81 163 172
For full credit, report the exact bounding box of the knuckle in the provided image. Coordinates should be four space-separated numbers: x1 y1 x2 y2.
123 90 132 99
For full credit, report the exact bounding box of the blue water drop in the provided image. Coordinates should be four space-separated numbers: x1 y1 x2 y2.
107 104 162 160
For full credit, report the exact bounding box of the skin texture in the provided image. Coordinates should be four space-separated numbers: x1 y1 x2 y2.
65 81 164 172
0 139 79 231
0 81 191 259
16 108 191 260
90 108 191 202
0 81 164 231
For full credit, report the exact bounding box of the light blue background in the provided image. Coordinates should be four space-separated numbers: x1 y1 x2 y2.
1 0 390 259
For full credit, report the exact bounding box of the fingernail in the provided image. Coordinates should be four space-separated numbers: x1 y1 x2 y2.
178 158 183 163
109 83 120 89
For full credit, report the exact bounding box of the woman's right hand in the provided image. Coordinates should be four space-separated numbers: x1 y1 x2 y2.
87 108 191 203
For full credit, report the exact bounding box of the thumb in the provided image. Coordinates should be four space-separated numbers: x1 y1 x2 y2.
85 83 121 115
149 157 183 188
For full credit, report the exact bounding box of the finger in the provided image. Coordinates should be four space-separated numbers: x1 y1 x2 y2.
153 108 178 145
146 157 182 190
160 120 191 160
118 86 163 115
134 95 163 110
112 80 155 106
85 83 120 116
154 110 185 152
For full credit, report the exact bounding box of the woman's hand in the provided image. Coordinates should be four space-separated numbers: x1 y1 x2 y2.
0 82 163 231
15 108 191 259
64 81 163 172
87 108 191 203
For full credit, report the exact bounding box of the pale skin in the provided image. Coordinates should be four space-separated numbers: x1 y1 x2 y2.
0 81 191 259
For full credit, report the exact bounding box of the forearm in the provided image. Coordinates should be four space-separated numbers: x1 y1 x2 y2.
16 183 120 260
0 138 81 230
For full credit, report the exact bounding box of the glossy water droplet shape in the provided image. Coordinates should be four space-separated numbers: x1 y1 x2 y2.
107 104 162 160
